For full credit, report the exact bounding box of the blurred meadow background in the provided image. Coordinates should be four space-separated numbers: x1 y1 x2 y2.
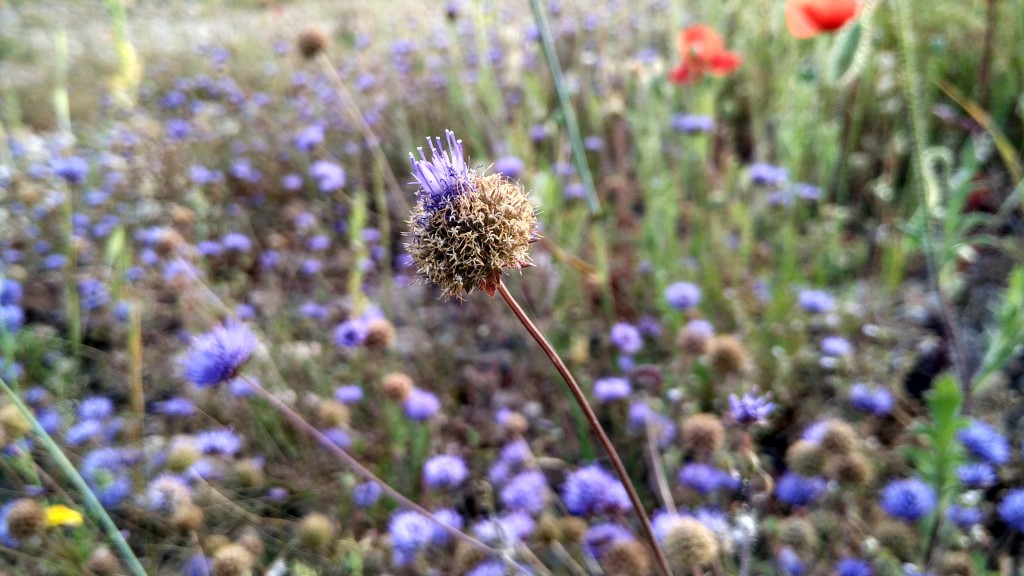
1 0 1024 574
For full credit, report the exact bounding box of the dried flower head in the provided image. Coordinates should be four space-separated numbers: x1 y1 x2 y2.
662 517 719 570
680 413 725 453
5 498 44 539
211 543 254 576
381 372 414 401
297 513 335 551
406 131 537 299
602 539 652 576
296 26 330 59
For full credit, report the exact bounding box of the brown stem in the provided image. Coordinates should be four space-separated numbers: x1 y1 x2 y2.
239 377 508 565
977 0 997 108
497 281 674 576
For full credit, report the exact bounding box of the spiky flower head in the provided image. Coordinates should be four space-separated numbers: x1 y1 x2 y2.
406 130 537 299
662 517 719 570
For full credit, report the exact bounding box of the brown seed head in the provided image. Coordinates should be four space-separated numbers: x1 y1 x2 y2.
940 552 975 576
677 324 712 356
171 504 205 532
407 172 537 300
364 318 396 349
381 372 414 401
558 517 589 543
602 539 652 576
820 419 858 455
297 512 335 551
828 452 874 486
0 405 30 439
874 519 918 561
786 440 826 476
87 546 121 576
663 517 719 569
316 399 351 428
5 499 43 539
707 335 748 375
212 543 254 576
680 413 726 453
777 517 818 551
296 26 329 60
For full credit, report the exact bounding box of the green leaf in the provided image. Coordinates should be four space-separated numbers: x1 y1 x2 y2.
827 21 863 85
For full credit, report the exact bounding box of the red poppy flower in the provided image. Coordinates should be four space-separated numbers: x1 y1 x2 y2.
669 25 742 84
786 0 860 39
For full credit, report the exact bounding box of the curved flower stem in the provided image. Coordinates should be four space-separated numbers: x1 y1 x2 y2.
238 377 517 567
0 376 147 576
496 281 673 576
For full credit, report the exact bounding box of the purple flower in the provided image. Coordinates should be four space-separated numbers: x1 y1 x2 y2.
958 419 1010 465
221 232 252 252
583 522 633 557
563 182 586 199
728 390 775 426
593 377 632 403
422 455 468 490
334 385 364 404
562 465 630 516
403 388 440 421
775 473 825 506
353 481 381 507
836 558 873 576
323 428 351 448
499 439 532 466
182 322 258 387
998 489 1024 532
821 336 853 357
472 511 534 544
947 505 983 529
151 397 196 417
671 114 715 134
494 156 525 180
0 279 22 306
310 160 346 192
749 162 788 186
777 547 805 576
66 419 103 445
499 470 548 513
195 428 243 456
78 397 114 421
797 289 834 313
609 322 643 355
848 383 894 416
197 240 223 257
429 508 464 546
307 235 330 251
332 319 368 348
664 281 701 311
678 463 738 495
409 130 471 206
388 511 434 566
0 305 25 333
957 463 996 489
294 124 325 152
52 156 89 185
880 478 936 521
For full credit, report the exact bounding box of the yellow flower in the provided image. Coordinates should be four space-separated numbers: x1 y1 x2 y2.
45 504 83 528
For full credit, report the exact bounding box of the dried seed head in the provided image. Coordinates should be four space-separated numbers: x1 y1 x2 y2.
777 517 818 551
316 399 351 428
677 324 712 356
602 539 652 576
828 452 874 486
381 372 414 401
940 552 975 576
874 519 918 561
535 514 561 544
166 440 201 473
297 512 335 551
0 405 30 439
406 131 537 300
558 517 589 543
820 419 858 455
211 543 254 576
786 440 826 477
501 411 530 437
707 335 748 375
171 504 205 532
296 26 329 59
233 458 266 489
5 499 44 539
680 413 725 453
364 318 396 349
87 546 121 576
662 517 719 569
237 527 264 557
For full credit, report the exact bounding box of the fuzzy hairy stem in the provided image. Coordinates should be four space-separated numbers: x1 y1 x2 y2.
0 376 147 576
239 377 518 567
893 0 973 413
497 280 673 576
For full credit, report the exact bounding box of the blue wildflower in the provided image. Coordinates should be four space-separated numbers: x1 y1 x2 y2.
334 385 364 404
310 160 346 192
422 455 468 490
728 390 775 426
958 419 1010 465
195 428 243 456
947 505 983 529
332 319 368 349
848 383 894 416
775 473 825 506
777 547 805 576
562 465 630 516
749 162 788 186
609 322 643 355
388 511 434 567
429 508 464 546
151 397 195 417
353 482 382 507
821 336 853 357
836 557 873 576
998 488 1024 532
52 156 89 185
664 281 701 311
593 377 632 403
181 322 258 387
403 388 440 421
78 396 114 421
499 470 548 514
678 463 738 495
797 289 834 313
472 512 534 544
583 522 633 557
671 114 715 134
494 156 525 180
957 463 997 489
880 478 936 522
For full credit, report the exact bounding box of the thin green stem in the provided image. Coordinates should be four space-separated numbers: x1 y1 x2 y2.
0 376 147 576
497 281 673 576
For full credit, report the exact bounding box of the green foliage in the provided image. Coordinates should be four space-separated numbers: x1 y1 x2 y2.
974 267 1024 394
907 374 967 501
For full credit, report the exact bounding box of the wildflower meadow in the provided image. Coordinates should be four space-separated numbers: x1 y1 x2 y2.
1 0 1024 574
